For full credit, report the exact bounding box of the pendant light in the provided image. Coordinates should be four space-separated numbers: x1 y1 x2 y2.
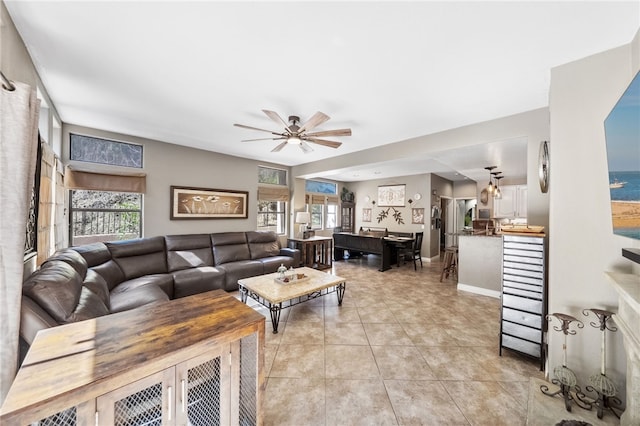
494 175 504 199
484 166 497 194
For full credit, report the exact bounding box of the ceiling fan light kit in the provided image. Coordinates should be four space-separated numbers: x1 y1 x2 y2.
234 110 351 153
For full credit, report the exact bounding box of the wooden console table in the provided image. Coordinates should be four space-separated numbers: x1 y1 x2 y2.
288 236 333 270
0 290 265 425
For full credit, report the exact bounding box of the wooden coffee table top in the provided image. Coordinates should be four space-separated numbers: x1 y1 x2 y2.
238 267 346 304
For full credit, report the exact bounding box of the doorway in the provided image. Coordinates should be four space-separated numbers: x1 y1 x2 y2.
440 197 454 253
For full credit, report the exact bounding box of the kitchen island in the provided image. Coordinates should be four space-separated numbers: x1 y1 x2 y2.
457 234 503 298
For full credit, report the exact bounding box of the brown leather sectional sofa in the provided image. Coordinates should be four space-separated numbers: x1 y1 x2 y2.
20 231 300 347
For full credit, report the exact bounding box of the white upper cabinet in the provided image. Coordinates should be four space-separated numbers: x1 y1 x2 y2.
494 185 527 218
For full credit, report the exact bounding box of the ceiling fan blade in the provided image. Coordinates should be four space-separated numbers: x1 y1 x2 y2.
234 123 283 135
304 137 342 149
262 110 291 131
300 141 314 153
271 141 289 152
304 128 352 137
241 137 285 142
298 111 330 133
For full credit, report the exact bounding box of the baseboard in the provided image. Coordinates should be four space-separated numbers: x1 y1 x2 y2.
426 255 439 263
456 283 501 299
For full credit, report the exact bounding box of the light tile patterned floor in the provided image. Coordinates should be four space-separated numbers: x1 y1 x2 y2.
235 254 544 425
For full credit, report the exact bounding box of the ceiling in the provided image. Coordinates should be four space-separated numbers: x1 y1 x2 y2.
5 1 639 183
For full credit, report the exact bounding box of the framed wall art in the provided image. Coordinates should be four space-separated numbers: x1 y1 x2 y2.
412 208 425 224
170 186 248 219
362 208 372 222
377 184 406 207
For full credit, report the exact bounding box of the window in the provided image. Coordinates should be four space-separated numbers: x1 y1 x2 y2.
70 134 143 168
257 200 286 234
257 166 288 234
305 180 339 230
326 204 337 229
68 134 145 244
305 180 336 194
310 203 323 229
258 166 287 185
70 190 142 246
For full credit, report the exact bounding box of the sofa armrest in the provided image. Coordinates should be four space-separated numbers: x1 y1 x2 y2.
280 248 301 266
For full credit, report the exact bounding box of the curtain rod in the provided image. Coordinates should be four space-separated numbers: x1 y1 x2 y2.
1 70 16 91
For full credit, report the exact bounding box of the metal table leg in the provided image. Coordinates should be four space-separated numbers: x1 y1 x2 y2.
336 282 346 306
269 302 283 333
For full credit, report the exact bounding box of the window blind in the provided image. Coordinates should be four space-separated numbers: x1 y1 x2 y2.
65 164 146 193
257 185 290 202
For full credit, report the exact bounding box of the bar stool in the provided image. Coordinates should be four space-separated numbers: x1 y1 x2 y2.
440 246 458 282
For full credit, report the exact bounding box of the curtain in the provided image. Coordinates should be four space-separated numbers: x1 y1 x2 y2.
65 164 146 193
310 194 327 205
257 185 289 202
37 142 63 265
0 81 40 403
326 195 339 205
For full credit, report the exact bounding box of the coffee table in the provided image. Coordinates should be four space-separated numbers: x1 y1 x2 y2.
238 267 346 333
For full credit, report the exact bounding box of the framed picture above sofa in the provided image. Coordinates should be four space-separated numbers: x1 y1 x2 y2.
170 186 248 219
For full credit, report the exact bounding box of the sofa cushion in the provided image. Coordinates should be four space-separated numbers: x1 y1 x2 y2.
45 248 88 278
211 232 251 265
165 234 213 272
68 286 110 323
90 260 125 291
109 285 170 314
172 266 225 298
110 273 174 299
22 261 84 323
259 255 297 273
83 269 110 309
73 242 112 267
217 260 264 291
20 296 60 345
246 231 281 259
106 236 168 279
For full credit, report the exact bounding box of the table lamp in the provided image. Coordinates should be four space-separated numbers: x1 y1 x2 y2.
295 211 311 238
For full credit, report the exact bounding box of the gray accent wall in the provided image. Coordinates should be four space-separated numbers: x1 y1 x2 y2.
62 124 290 239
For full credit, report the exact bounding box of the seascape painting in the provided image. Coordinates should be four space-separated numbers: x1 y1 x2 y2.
604 71 640 240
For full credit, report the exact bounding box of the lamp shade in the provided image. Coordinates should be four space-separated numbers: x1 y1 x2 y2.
295 212 311 224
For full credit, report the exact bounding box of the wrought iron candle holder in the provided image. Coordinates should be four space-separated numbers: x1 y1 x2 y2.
541 313 590 412
575 308 623 419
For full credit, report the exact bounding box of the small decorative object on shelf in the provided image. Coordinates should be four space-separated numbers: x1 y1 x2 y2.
575 308 623 419
541 313 589 412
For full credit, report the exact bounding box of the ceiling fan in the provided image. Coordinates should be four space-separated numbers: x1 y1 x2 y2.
234 110 351 153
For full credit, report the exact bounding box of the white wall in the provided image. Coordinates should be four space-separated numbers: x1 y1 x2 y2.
548 29 640 406
62 124 291 239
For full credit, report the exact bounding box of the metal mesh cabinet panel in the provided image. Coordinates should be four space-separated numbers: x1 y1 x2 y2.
239 333 258 426
97 369 173 426
113 382 163 426
34 407 77 426
185 356 222 426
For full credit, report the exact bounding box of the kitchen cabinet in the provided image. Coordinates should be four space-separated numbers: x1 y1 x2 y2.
0 290 264 425
494 185 527 218
500 234 546 370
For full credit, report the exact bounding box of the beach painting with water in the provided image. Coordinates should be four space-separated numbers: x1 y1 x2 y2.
604 71 640 240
